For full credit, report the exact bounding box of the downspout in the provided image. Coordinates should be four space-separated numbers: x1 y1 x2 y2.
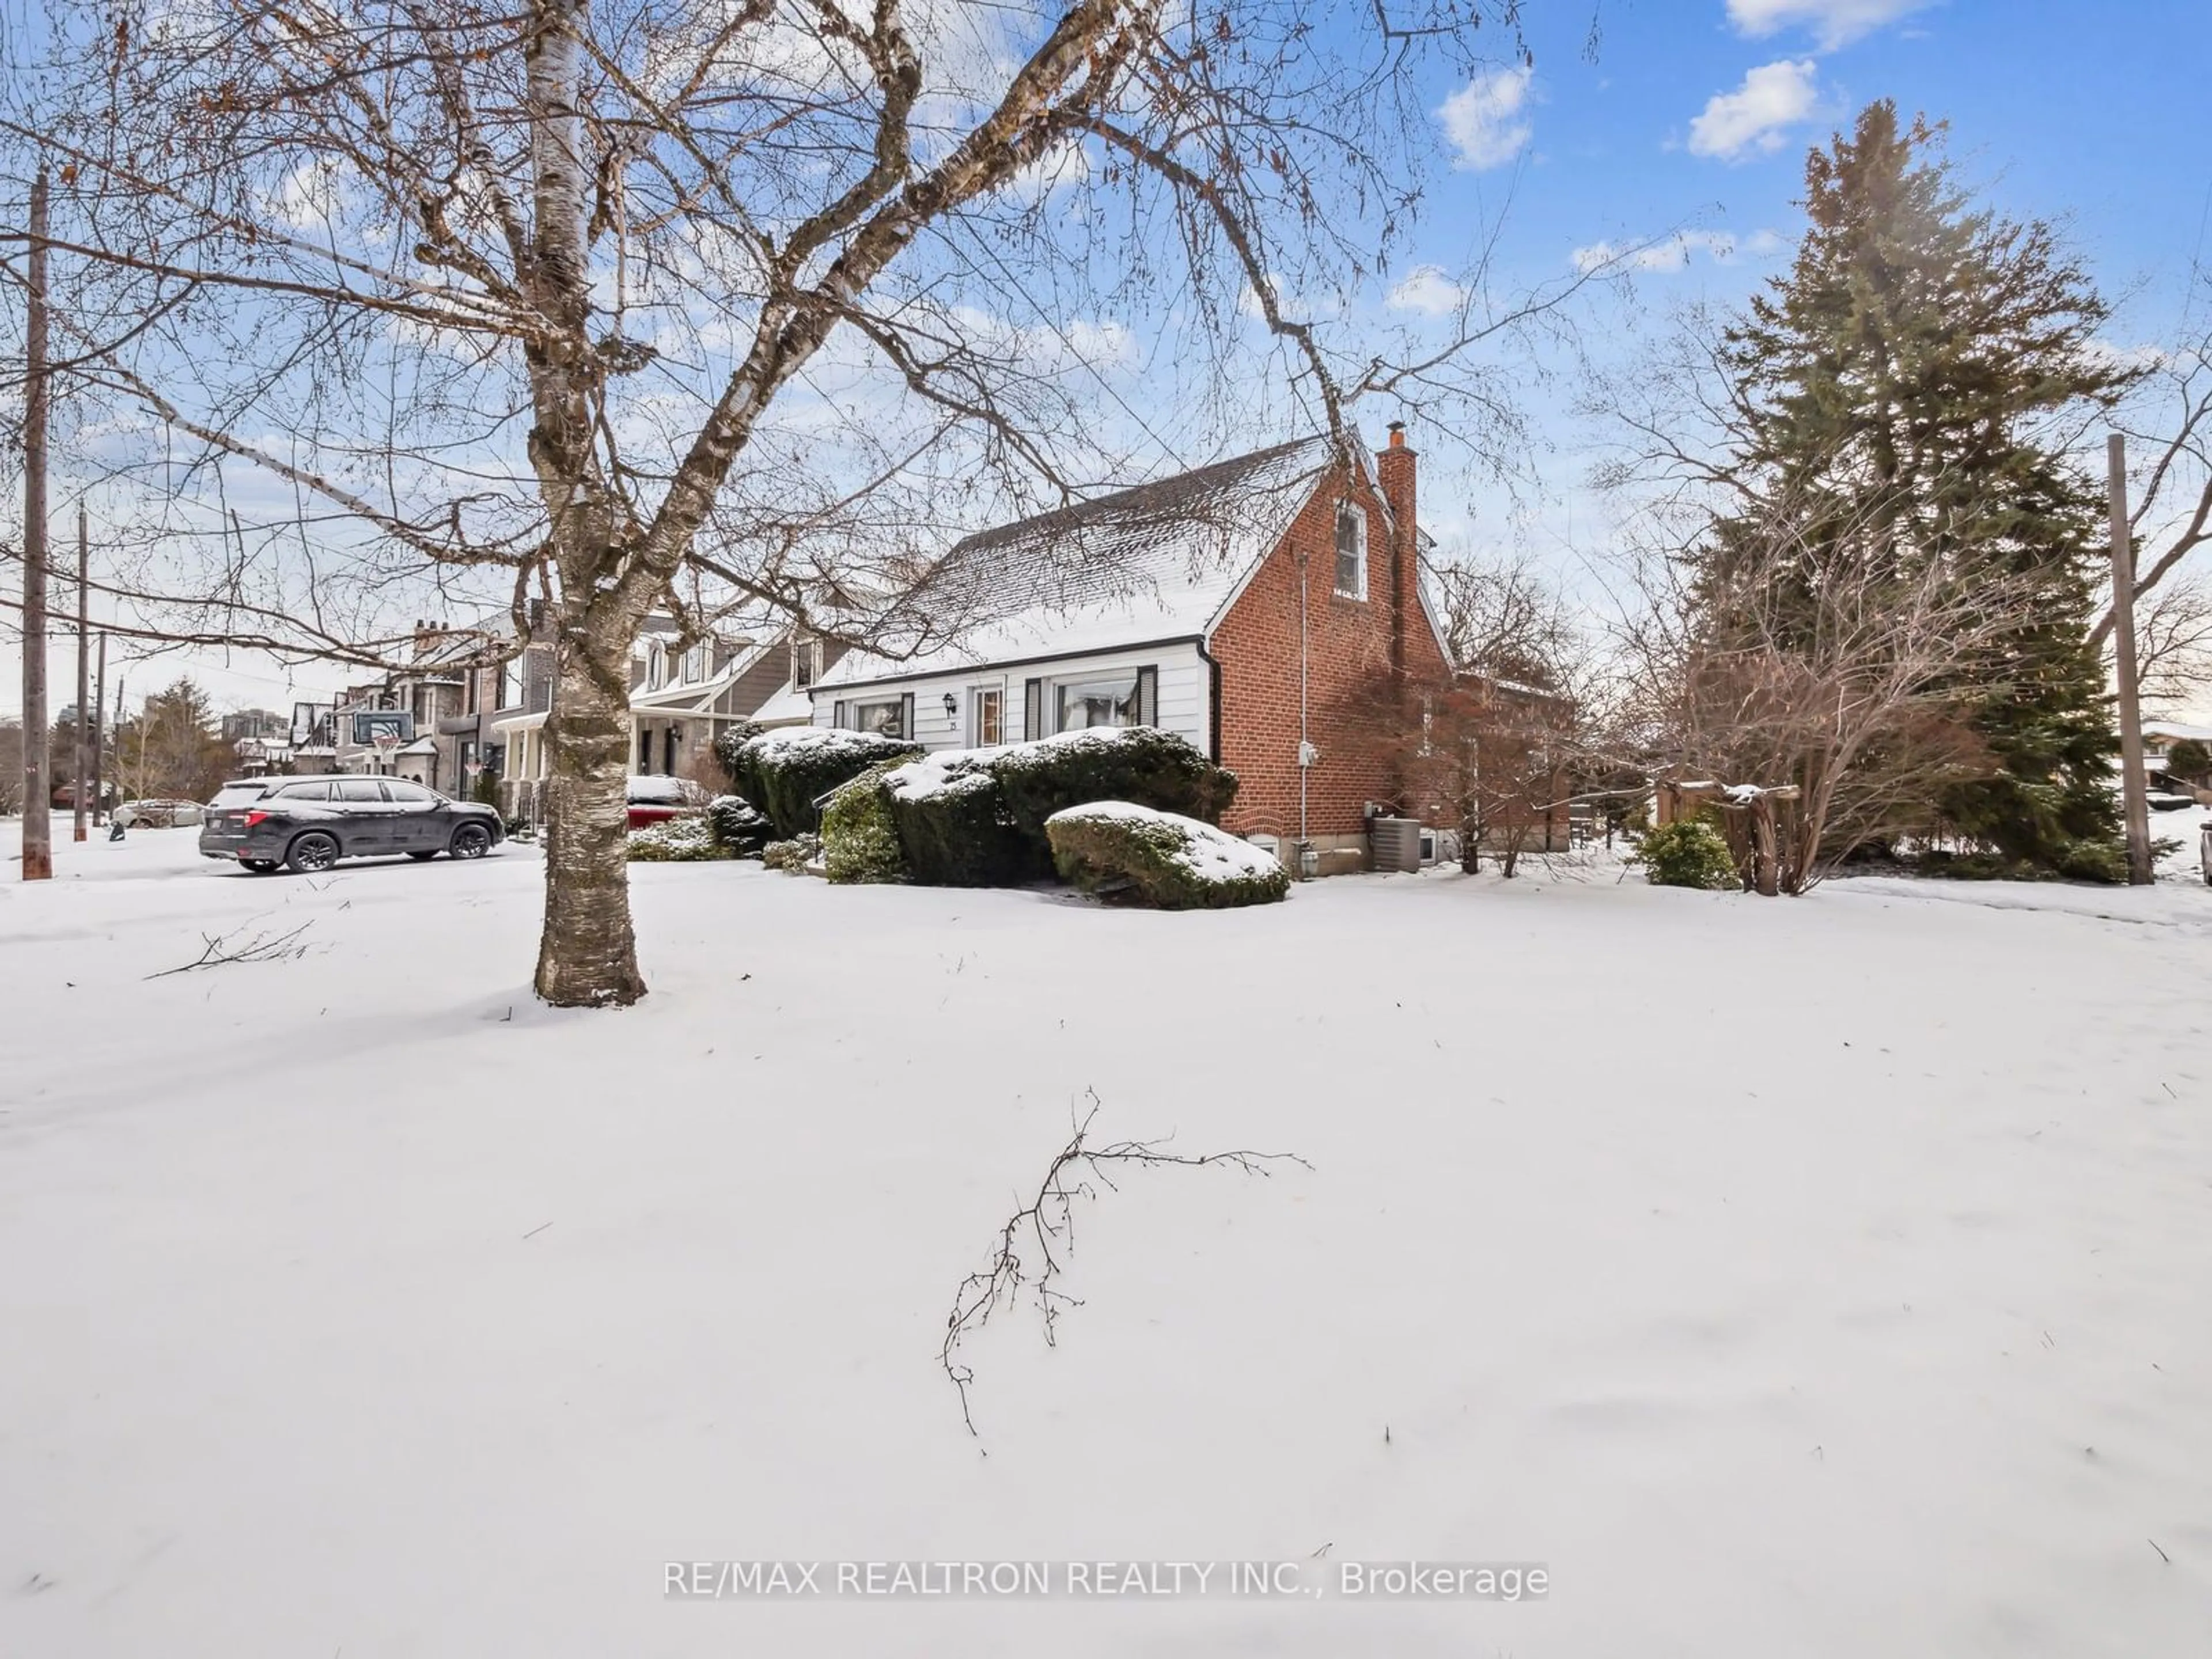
1298 543 1310 847
1195 637 1223 763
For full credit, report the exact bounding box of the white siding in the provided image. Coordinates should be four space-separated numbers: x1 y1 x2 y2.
809 643 1213 756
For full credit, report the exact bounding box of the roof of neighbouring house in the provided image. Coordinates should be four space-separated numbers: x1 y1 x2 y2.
815 437 1352 690
2143 721 2212 743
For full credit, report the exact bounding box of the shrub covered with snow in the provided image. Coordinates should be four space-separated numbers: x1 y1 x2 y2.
760 834 819 872
1046 801 1290 910
626 815 732 862
727 726 922 838
820 762 909 884
1634 820 1739 890
992 728 1238 841
882 755 1037 887
705 795 774 857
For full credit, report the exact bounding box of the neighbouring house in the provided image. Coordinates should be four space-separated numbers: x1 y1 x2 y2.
808 427 1452 868
484 612 835 825
2140 719 2212 801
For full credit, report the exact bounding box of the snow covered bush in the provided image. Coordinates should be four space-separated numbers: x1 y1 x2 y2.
626 815 731 862
883 755 1037 887
992 728 1238 840
1046 802 1290 910
1634 820 1740 890
760 834 819 872
706 795 774 857
726 726 922 838
819 761 909 884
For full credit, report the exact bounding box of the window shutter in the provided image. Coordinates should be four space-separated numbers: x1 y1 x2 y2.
1024 678 1044 740
1137 665 1158 728
900 693 915 741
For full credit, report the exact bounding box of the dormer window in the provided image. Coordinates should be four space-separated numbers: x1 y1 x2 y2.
646 643 666 690
682 642 708 683
791 635 820 688
1335 500 1368 600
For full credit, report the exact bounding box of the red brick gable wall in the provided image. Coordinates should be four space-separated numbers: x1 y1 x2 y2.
1210 449 1450 841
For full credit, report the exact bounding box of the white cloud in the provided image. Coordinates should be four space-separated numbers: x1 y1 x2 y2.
1688 60 1820 161
1387 265 1469 317
1569 230 1741 276
1437 65 1534 172
1745 228 1788 256
1726 0 1935 50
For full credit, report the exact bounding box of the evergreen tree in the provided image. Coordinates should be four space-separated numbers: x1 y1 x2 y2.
1700 102 2135 873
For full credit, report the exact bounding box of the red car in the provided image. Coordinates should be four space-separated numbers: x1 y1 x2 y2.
626 775 700 830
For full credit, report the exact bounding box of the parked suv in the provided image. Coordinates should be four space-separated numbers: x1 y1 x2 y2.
199 774 505 874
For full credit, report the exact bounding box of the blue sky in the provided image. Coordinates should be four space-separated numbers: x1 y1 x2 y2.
1370 0 2212 592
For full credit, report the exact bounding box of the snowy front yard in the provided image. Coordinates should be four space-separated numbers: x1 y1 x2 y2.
3 824 2210 1656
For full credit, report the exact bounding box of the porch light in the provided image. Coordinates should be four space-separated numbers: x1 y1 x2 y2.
942 693 959 718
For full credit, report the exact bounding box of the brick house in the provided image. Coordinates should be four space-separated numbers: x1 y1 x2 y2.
809 429 1452 867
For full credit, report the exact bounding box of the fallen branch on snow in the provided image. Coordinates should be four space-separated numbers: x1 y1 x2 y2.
941 1089 1310 1435
146 919 315 979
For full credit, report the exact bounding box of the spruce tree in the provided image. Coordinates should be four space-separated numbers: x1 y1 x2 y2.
1703 102 2135 874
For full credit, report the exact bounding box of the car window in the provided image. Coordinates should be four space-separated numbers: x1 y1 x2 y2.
385 781 440 804
210 783 268 808
278 781 332 801
335 779 387 803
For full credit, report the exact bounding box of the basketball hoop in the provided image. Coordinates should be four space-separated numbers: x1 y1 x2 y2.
373 730 401 772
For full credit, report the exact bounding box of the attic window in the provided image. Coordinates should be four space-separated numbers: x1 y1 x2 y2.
646 643 666 691
791 636 820 688
1335 501 1367 600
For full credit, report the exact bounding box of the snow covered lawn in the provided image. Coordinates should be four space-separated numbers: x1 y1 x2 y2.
3 822 2210 1656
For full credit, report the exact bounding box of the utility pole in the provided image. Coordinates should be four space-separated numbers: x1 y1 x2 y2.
92 632 107 827
2108 433 2153 885
20 169 51 880
74 502 89 842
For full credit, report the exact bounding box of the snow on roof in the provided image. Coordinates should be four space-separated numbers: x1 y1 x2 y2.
2143 721 2212 743
748 681 814 725
815 438 1335 690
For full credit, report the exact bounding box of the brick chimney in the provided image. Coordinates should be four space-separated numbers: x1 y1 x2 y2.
1377 421 1416 680
412 618 440 660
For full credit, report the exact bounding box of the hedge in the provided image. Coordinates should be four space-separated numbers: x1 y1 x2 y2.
882 757 1039 887
762 834 820 873
993 727 1238 840
726 726 922 838
706 794 775 857
1633 820 1738 890
626 815 732 862
1046 801 1290 910
819 760 910 884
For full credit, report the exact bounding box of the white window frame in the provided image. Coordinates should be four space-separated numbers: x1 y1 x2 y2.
1038 664 1157 737
682 642 708 683
1335 499 1368 600
970 685 1005 747
646 643 666 691
847 696 908 738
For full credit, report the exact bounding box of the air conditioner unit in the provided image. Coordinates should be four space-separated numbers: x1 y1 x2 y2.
1370 816 1422 874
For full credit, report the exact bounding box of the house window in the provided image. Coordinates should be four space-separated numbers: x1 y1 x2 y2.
848 697 907 738
1335 500 1368 600
971 687 1003 747
646 643 666 691
791 636 820 688
682 643 707 683
1045 665 1157 735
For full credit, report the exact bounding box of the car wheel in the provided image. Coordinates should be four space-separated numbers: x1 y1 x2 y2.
243 859 279 874
286 832 340 874
407 850 439 861
449 823 492 859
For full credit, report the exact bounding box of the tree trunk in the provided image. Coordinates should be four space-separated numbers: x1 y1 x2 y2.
534 608 646 1006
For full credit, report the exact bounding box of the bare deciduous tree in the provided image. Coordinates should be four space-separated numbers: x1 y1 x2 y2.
5 0 1601 1003
1616 505 2017 894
